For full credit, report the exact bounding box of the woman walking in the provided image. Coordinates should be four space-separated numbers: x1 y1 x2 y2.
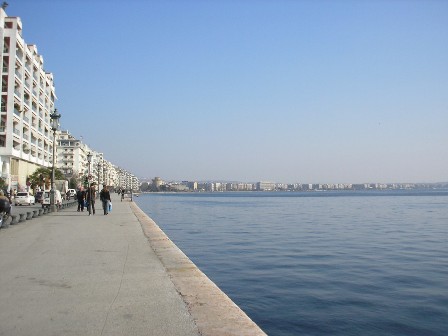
99 185 111 215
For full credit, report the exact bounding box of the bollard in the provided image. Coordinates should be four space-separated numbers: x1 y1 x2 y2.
10 214 19 225
19 213 27 222
26 211 33 220
38 209 44 216
32 210 39 218
1 214 10 228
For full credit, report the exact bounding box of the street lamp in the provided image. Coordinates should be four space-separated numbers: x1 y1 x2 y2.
97 160 101 193
86 152 93 215
50 108 61 213
104 166 108 189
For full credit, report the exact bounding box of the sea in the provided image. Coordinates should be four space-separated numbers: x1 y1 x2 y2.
134 190 448 336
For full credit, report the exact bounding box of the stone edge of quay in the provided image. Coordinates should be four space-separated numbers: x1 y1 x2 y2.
129 202 268 336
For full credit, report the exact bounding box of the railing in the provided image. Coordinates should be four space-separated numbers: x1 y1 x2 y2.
23 134 29 140
14 109 21 116
2 86 8 92
15 69 22 80
13 128 20 136
14 89 21 97
0 126 5 132
23 115 29 123
2 67 7 72
1 106 6 112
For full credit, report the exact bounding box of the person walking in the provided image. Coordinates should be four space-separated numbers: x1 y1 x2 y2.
100 185 111 215
0 190 11 216
76 187 86 212
86 184 96 215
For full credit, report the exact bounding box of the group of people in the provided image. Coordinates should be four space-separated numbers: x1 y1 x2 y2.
76 185 111 215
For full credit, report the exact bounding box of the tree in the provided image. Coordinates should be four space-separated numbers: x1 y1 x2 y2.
68 171 80 189
28 167 65 190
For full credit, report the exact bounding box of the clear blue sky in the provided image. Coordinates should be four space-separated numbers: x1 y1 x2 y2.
10 0 448 183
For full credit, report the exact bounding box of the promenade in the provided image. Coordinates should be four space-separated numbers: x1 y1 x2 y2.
0 194 266 336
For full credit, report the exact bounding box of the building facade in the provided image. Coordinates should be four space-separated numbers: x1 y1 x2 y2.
0 8 57 192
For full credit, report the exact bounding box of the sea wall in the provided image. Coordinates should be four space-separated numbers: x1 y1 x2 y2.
130 202 267 336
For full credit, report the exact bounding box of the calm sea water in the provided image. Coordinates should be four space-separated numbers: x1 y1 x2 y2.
135 190 448 336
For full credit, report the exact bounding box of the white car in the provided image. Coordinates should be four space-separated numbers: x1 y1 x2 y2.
15 192 36 206
67 189 76 199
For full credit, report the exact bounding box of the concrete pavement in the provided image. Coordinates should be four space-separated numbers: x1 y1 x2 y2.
0 194 267 336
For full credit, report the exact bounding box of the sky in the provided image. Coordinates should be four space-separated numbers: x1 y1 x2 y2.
8 0 448 184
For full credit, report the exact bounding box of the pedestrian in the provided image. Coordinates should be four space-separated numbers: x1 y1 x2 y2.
0 190 11 216
121 189 125 202
100 185 111 215
76 187 86 212
86 184 96 215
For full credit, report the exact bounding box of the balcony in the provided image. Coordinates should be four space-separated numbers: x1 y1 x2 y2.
0 126 5 132
13 128 20 136
2 67 7 73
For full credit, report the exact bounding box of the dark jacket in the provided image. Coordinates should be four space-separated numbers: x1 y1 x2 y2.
100 190 111 202
76 190 86 201
86 189 96 201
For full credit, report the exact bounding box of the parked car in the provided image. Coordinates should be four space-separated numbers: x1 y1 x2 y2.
15 192 36 206
67 189 76 199
35 191 44 204
42 190 62 208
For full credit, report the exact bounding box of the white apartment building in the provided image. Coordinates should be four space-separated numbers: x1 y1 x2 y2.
56 130 90 180
0 8 57 192
56 130 113 190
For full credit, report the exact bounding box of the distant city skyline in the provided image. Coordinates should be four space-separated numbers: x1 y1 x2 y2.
9 1 448 184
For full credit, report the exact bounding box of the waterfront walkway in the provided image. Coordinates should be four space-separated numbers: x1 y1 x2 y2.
0 194 266 336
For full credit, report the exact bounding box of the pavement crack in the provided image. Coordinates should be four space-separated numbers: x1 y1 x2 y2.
100 242 130 336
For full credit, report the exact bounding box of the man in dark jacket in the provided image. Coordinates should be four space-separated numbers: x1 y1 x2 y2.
76 187 86 212
86 185 96 216
99 186 111 215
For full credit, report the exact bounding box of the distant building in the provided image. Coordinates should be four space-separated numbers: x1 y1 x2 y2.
256 182 275 191
152 177 163 191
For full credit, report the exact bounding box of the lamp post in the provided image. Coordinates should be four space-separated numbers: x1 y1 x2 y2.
97 161 101 193
86 152 93 215
104 167 108 189
50 109 61 213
